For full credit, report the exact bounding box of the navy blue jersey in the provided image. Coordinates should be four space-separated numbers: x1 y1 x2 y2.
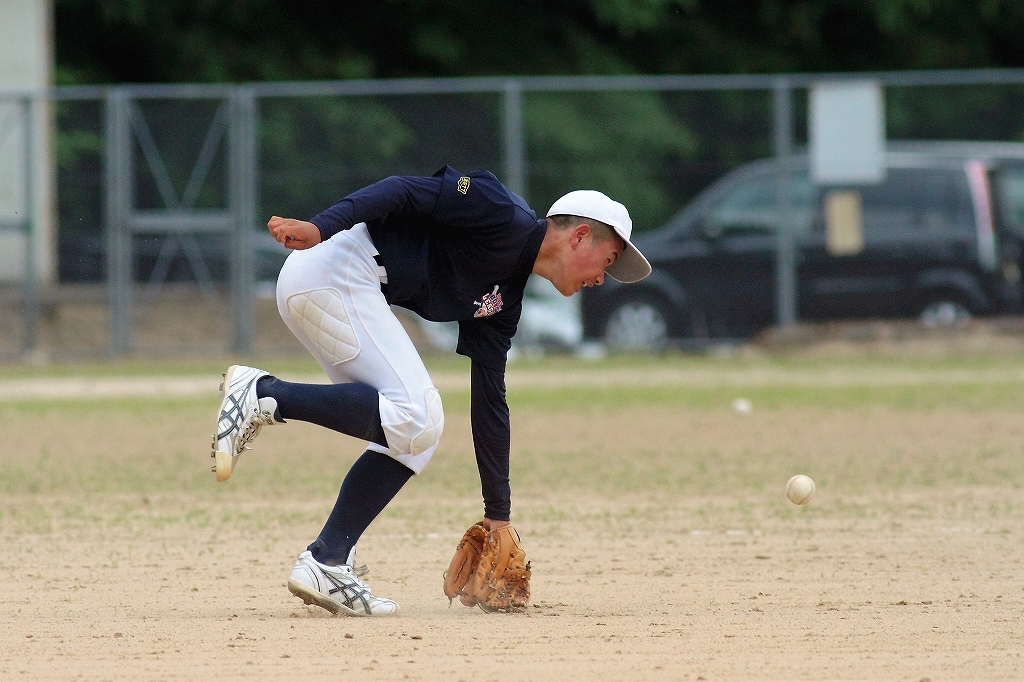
311 166 545 367
310 166 546 521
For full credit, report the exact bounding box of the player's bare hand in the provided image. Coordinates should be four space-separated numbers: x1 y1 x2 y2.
267 216 321 250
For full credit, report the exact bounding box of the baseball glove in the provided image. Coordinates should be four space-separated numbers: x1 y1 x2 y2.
443 521 531 613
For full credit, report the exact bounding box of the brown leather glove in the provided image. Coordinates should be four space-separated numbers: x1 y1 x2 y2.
443 521 531 612
443 521 488 607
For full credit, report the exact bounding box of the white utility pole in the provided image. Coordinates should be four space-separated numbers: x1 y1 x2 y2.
0 0 55 286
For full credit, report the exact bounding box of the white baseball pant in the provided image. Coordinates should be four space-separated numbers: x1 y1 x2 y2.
275 223 444 474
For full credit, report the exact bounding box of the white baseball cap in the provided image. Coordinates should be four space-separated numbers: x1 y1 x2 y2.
546 190 652 283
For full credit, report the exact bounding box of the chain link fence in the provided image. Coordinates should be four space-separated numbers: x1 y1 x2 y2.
4 70 1024 359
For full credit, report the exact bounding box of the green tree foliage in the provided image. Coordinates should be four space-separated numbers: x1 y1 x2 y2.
526 91 699 230
52 0 1024 241
55 0 1024 85
260 98 416 218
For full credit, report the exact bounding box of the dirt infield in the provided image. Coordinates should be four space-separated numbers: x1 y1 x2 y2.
2 358 1024 680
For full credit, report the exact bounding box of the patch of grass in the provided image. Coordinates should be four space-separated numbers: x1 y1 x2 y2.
6 346 1024 380
502 381 1024 411
0 355 326 380
3 353 1024 503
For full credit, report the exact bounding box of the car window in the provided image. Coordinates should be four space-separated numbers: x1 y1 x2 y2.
815 168 973 240
996 164 1024 229
704 171 814 237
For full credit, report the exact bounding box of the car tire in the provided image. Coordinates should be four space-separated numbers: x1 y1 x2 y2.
919 296 972 328
602 297 672 352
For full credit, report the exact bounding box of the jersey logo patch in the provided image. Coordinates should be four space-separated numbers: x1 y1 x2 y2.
457 176 471 194
473 285 503 318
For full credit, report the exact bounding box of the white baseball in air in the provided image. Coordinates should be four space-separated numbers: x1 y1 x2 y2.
786 475 815 505
731 397 753 415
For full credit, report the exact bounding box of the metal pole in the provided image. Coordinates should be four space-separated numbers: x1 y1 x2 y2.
502 80 527 198
104 88 132 356
230 86 256 353
22 95 38 355
773 80 797 327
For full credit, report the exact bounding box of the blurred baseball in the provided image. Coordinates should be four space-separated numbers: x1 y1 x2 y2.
731 397 753 415
786 474 815 505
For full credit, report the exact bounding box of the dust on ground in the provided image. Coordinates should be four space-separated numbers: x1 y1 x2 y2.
3 487 1021 681
2 359 1024 681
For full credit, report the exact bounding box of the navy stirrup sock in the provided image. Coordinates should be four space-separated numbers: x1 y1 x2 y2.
256 377 411 565
256 376 388 447
308 449 414 565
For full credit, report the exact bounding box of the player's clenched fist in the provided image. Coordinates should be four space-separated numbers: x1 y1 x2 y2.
268 216 322 250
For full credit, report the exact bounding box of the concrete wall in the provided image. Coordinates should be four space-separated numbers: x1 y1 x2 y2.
0 0 54 284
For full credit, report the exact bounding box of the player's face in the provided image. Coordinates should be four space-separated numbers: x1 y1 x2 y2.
559 230 624 296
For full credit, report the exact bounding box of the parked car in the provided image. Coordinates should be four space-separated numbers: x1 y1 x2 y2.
582 141 1024 350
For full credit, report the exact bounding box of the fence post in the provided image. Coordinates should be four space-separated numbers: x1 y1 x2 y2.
773 80 797 328
230 86 256 353
21 95 38 356
502 80 526 198
104 87 132 356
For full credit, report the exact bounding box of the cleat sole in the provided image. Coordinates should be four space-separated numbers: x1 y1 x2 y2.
211 365 240 482
287 578 386 617
288 578 346 616
214 449 233 482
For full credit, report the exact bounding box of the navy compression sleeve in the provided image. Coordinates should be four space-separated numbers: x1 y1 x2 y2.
309 175 443 242
470 359 512 522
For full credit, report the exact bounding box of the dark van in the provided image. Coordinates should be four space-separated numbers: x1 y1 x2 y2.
581 141 1024 349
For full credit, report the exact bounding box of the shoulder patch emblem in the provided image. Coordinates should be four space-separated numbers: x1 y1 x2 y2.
457 176 471 195
473 285 503 318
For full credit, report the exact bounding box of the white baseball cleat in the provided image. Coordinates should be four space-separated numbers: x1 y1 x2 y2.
210 365 282 482
287 548 398 617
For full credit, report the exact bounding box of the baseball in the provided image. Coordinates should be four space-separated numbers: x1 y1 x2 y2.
786 474 815 505
731 397 753 415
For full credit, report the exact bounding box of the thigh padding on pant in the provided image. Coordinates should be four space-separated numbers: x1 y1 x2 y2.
286 288 359 365
409 388 444 456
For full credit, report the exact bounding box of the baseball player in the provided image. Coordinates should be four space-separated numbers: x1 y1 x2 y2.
211 165 650 616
